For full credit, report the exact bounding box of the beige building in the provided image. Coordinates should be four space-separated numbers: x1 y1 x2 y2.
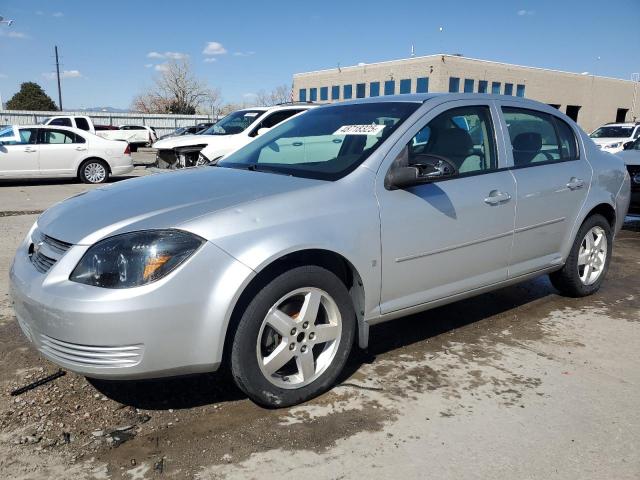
293 54 640 133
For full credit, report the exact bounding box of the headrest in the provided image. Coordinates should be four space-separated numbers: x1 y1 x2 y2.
430 128 473 157
513 132 542 152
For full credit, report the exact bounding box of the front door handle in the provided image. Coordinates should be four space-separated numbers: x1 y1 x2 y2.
567 177 584 190
484 190 512 205
292 142 303 147
23 147 36 153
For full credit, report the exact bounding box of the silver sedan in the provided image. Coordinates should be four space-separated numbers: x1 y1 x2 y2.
10 94 631 407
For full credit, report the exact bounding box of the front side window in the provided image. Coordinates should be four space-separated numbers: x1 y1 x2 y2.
400 79 411 94
299 89 307 102
218 102 421 181
406 105 498 175
49 117 72 127
0 127 37 145
320 87 328 101
502 107 579 166
201 110 265 136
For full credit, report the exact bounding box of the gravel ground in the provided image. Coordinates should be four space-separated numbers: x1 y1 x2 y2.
0 172 638 479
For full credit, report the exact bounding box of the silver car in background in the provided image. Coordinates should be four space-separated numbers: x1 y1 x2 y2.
10 94 631 407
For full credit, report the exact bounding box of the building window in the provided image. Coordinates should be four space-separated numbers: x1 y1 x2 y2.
331 85 340 100
310 88 318 101
416 77 429 93
299 89 307 102
504 83 513 96
516 84 526 97
370 82 380 97
356 83 366 98
491 82 501 94
449 77 460 92
400 79 411 94
320 87 328 101
463 79 474 93
478 80 488 93
343 85 353 100
384 80 395 95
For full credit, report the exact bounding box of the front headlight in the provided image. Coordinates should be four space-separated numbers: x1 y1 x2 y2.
70 230 204 289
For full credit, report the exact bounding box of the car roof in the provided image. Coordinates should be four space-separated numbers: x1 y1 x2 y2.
601 123 639 127
19 124 81 131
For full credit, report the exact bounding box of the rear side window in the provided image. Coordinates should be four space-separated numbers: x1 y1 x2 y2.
75 117 91 131
48 117 73 127
41 129 79 144
502 107 579 167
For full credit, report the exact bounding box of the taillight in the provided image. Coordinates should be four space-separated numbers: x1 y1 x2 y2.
124 144 131 155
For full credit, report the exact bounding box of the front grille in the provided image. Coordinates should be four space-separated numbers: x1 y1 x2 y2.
39 334 143 368
29 229 73 273
627 165 640 192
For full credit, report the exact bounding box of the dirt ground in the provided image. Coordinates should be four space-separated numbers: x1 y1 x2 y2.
0 169 639 479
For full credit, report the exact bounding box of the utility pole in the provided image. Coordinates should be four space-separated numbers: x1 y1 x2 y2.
55 45 63 111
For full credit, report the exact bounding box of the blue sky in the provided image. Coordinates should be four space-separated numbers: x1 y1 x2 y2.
1 0 639 109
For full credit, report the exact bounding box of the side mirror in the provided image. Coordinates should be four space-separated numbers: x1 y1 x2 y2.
385 151 458 190
257 127 271 136
623 141 634 150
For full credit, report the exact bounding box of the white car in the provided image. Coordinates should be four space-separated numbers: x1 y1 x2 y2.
589 122 640 153
153 104 314 169
0 125 134 184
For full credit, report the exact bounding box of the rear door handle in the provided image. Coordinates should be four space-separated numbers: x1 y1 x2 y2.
292 142 303 147
567 177 584 190
484 190 512 205
24 147 36 153
75 146 87 151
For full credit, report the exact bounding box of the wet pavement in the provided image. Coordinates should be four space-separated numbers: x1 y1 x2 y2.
0 176 638 479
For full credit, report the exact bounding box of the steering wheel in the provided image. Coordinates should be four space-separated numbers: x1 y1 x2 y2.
411 153 459 177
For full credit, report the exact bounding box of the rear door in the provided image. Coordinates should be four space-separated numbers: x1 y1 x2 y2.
38 128 87 176
0 128 40 177
497 102 592 276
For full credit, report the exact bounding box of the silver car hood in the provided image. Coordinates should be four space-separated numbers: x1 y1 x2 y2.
37 167 321 245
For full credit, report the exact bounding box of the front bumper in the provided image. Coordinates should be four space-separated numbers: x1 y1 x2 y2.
9 229 254 379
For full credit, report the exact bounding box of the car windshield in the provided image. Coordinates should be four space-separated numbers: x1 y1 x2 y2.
218 102 421 181
201 110 265 136
590 126 634 138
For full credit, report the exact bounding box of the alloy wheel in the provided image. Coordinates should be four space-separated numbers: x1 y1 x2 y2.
578 226 607 285
256 287 342 389
84 162 106 183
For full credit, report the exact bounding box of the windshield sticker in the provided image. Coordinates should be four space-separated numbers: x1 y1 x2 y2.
333 124 385 136
244 112 259 117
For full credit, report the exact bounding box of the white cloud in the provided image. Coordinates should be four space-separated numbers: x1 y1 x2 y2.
155 63 169 72
147 51 188 60
52 12 64 18
203 58 217 63
144 63 153 68
233 51 255 57
202 41 227 56
43 70 83 80
0 30 29 39
517 9 534 16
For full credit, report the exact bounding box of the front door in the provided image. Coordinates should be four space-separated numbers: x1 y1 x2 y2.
497 104 592 276
377 101 516 314
0 128 40 177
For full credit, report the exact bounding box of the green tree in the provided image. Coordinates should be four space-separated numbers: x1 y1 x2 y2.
6 82 58 111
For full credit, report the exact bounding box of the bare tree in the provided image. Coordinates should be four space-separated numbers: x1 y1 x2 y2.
254 84 291 106
132 59 219 114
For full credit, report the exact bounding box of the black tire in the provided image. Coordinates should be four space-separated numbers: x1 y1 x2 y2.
550 214 612 297
230 265 356 408
78 159 110 184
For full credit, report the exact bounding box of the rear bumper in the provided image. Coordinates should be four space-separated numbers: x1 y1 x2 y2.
112 164 134 176
9 230 254 379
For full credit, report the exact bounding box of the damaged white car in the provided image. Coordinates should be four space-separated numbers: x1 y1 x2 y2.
153 104 314 169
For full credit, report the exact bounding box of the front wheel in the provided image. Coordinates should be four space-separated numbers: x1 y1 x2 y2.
79 159 109 184
230 266 356 407
550 214 612 297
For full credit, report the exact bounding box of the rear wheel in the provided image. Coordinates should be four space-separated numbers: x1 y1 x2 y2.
79 159 109 184
550 214 612 297
230 266 356 407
